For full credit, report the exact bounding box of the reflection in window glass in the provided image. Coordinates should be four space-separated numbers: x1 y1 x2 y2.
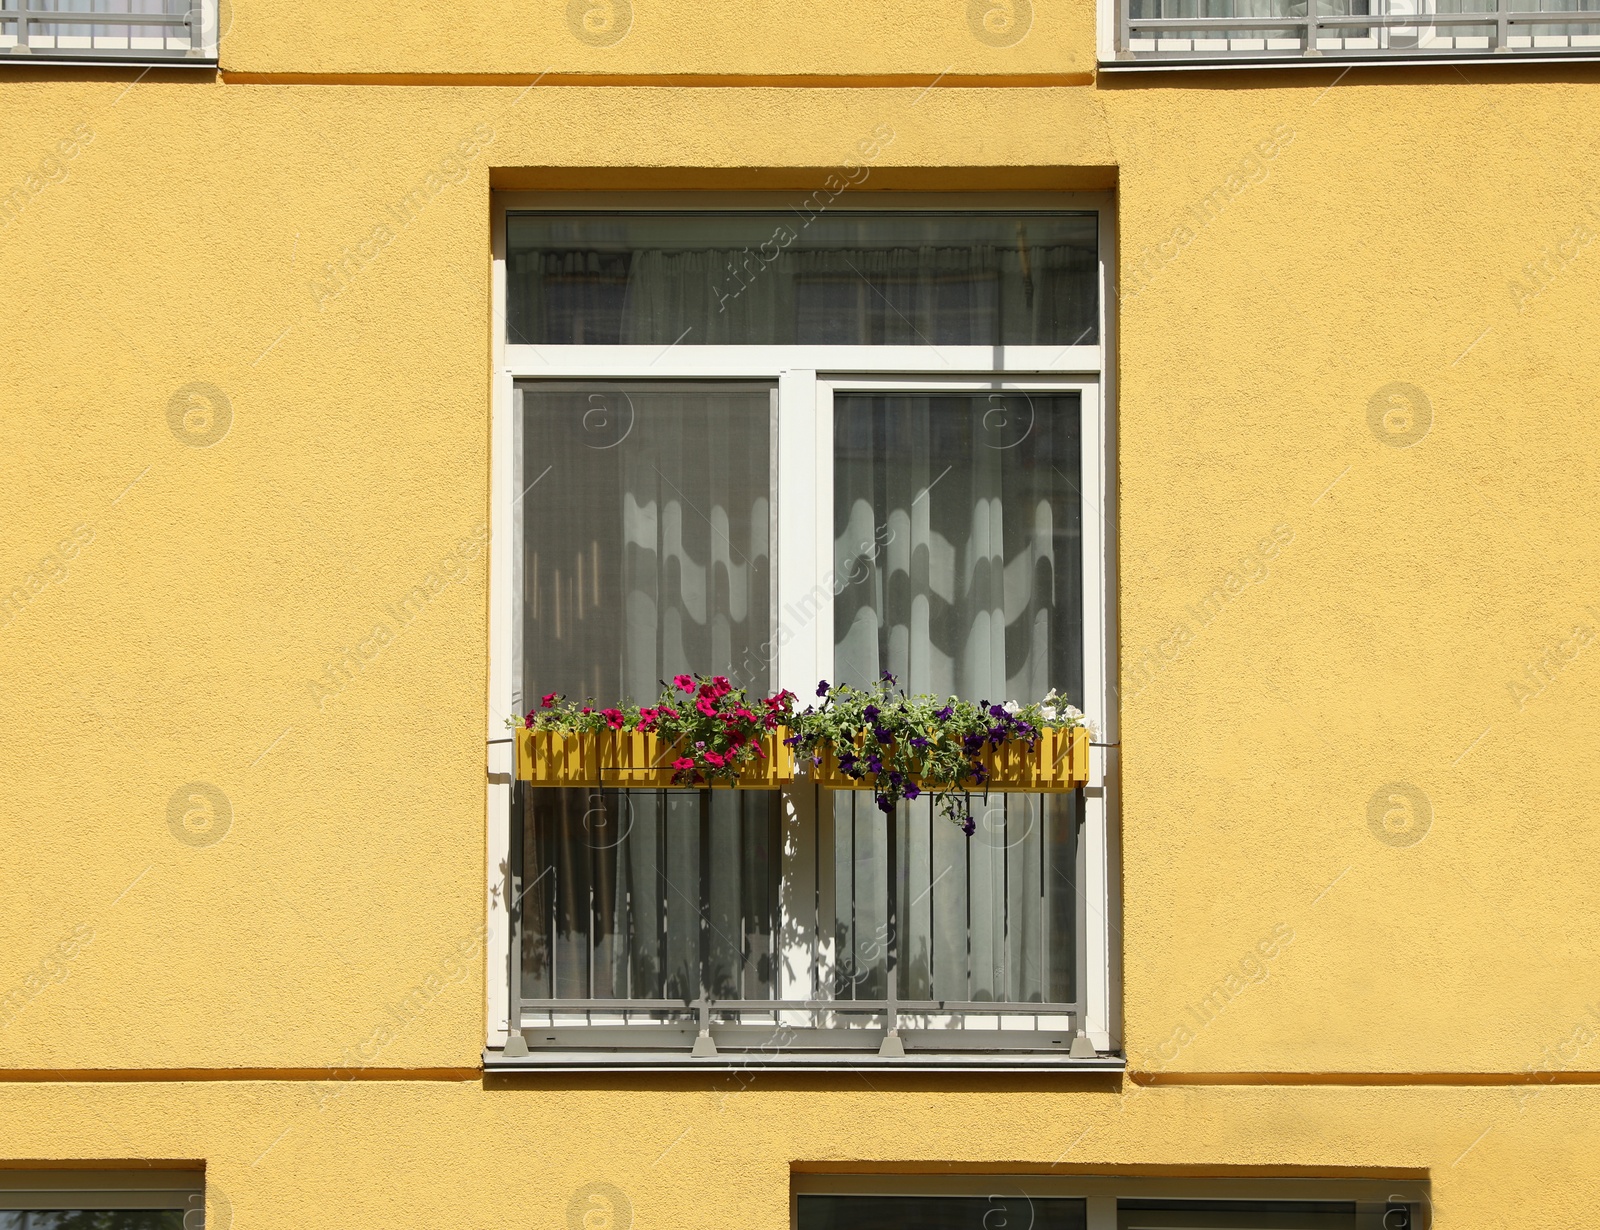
833 391 1083 707
1118 1201 1362 1229
800 1195 1087 1230
516 381 774 706
507 213 1098 347
0 1216 184 1230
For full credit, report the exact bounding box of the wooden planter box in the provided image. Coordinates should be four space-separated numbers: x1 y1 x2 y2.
803 725 1090 793
515 726 795 788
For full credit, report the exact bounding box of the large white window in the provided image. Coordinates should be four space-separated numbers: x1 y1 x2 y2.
486 195 1118 1067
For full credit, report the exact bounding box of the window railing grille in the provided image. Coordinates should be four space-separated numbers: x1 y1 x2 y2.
509 783 1083 1055
0 0 214 61
1118 0 1600 59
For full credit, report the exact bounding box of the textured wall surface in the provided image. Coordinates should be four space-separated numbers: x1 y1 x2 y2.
3 15 1600 1227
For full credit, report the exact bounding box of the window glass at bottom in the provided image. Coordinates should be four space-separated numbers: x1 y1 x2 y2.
0 1216 183 1229
799 1195 1087 1230
1118 1201 1361 1229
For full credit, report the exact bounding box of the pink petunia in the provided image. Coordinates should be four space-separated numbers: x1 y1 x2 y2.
601 708 625 729
541 692 558 708
674 674 696 693
704 751 725 768
673 756 695 771
696 697 717 717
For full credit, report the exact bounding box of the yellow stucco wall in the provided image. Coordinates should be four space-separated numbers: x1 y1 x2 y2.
3 15 1600 1225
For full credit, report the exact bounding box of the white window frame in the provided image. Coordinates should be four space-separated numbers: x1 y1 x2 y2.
485 192 1120 1064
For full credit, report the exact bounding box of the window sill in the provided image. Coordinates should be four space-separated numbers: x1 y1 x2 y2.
1100 50 1600 71
482 1047 1126 1072
0 54 216 67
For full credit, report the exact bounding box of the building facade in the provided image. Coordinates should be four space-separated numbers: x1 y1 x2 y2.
3 0 1599 1224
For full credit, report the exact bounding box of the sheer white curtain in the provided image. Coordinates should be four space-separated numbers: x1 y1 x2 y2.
515 383 778 1009
831 391 1083 1008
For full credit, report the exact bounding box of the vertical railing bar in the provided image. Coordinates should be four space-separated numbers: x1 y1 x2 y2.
812 782 820 1011
587 801 596 1007
849 792 859 1001
1118 0 1132 55
1036 796 1049 1010
964 793 973 1013
1497 0 1511 50
698 787 711 1009
508 780 523 1043
1002 793 1010 1003
885 795 898 1041
926 800 935 1003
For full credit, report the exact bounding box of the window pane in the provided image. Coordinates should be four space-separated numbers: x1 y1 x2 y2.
517 381 774 706
507 213 1098 347
800 1196 1086 1230
1118 1201 1361 1229
830 390 1084 1013
833 391 1083 706
0 1217 184 1230
519 788 781 1005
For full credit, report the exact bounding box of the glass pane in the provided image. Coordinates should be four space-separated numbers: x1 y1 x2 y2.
520 788 782 1005
800 1196 1087 1230
517 381 774 707
830 389 1084 1012
0 1217 185 1230
833 391 1083 705
508 213 1098 347
1118 1201 1360 1229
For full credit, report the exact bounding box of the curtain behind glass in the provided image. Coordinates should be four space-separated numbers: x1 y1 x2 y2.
833 392 1082 705
831 391 1083 1009
507 213 1098 347
520 788 780 1005
519 382 773 705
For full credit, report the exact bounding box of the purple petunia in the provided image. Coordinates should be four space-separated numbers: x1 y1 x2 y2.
904 784 921 801
934 705 954 722
816 680 831 697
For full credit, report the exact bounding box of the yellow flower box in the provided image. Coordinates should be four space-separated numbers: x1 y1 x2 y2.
514 726 795 788
803 725 1090 793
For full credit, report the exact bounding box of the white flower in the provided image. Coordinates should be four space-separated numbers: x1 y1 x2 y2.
1002 700 1021 715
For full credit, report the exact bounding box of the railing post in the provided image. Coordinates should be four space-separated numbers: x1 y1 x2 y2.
15 2 30 55
503 778 530 1057
1117 0 1133 59
1305 0 1322 54
878 806 904 1057
1496 0 1512 50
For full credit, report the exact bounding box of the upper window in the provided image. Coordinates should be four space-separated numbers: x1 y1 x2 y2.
0 1170 206 1230
507 212 1099 347
1111 0 1600 64
488 197 1114 1067
0 0 218 63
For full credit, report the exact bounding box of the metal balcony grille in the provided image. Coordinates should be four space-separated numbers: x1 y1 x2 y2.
0 0 216 63
1118 0 1600 61
506 783 1086 1060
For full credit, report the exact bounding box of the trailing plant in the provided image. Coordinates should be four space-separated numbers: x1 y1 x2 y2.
785 674 1085 833
520 675 796 787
